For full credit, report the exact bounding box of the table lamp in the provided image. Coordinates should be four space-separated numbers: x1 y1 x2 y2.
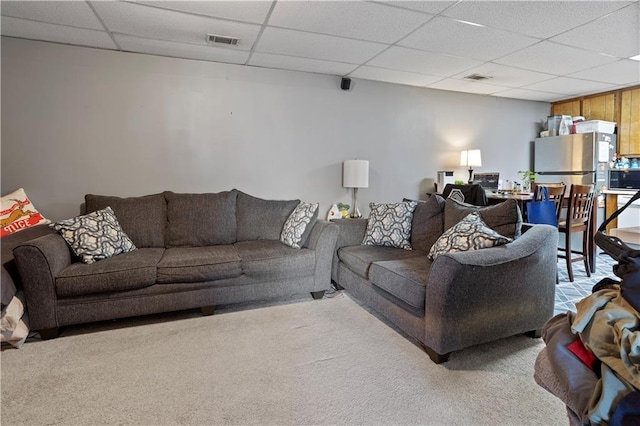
460 149 482 184
343 160 369 218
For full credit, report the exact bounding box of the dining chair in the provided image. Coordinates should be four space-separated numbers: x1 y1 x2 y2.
557 184 596 282
532 183 566 221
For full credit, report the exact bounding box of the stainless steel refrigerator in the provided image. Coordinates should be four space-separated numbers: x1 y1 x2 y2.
533 132 617 192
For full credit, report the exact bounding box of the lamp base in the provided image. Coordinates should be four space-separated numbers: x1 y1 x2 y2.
350 188 362 218
467 168 474 185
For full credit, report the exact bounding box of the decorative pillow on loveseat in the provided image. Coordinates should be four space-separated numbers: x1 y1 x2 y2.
362 201 418 250
429 211 512 260
280 202 319 249
50 207 136 264
444 198 522 239
1 188 50 238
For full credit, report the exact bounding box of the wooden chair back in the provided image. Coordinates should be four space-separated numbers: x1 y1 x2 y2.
533 183 566 220
565 184 595 229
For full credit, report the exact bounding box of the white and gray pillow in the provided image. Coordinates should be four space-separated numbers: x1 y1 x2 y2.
362 201 418 250
429 211 511 260
50 207 136 264
280 202 319 249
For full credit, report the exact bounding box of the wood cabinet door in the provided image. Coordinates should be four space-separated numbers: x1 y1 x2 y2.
582 93 616 122
551 100 580 117
619 88 640 156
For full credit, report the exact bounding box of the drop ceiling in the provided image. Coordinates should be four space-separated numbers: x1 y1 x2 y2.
2 0 639 102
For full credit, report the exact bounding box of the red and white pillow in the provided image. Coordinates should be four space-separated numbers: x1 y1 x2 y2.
1 188 50 238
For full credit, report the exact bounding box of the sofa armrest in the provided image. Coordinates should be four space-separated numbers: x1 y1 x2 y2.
13 233 72 331
306 220 339 291
330 218 368 282
423 224 558 354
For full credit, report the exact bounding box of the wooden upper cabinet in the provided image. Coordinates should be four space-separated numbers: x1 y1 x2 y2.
551 100 580 117
582 93 616 122
619 88 640 156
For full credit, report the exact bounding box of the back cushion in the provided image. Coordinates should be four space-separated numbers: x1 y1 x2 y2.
444 198 522 239
236 191 299 242
409 195 445 252
164 190 237 247
85 193 166 248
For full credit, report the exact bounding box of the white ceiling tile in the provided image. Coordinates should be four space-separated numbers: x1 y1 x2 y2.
378 1 456 15
569 60 640 86
427 78 508 95
442 1 632 39
0 16 117 50
115 34 249 64
398 16 539 61
452 63 555 88
92 1 261 50
495 41 618 75
367 46 483 77
132 1 273 24
349 66 442 86
0 0 104 30
268 1 431 43
550 2 639 59
492 88 563 102
248 53 358 76
523 77 616 96
255 27 387 64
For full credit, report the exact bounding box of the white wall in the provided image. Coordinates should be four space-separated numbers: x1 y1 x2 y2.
1 38 550 221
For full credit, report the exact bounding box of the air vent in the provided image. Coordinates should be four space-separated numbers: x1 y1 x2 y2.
206 34 240 46
464 73 492 81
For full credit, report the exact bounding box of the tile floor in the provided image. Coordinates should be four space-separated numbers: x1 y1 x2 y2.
554 253 618 315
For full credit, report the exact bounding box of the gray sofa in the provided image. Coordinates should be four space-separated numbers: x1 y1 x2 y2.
332 195 558 363
13 190 338 339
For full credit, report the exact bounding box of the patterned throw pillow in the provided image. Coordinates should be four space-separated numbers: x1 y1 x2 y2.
429 211 511 260
280 202 319 249
1 188 50 238
50 207 136 264
362 201 418 250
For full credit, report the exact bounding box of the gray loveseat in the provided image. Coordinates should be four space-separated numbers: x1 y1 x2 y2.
13 190 338 339
332 195 558 363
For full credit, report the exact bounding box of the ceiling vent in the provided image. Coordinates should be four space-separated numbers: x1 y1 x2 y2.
206 34 240 46
464 73 492 81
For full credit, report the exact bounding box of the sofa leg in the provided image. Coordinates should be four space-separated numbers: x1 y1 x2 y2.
525 329 542 338
419 342 451 364
38 327 59 340
311 291 325 300
200 305 216 316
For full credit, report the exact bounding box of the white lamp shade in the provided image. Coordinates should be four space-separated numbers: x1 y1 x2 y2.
460 149 482 167
343 160 369 188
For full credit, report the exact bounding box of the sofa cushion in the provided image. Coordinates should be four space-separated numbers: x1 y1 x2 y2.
157 246 242 283
85 193 167 248
164 190 238 247
409 195 445 252
444 198 522 239
338 245 426 279
236 191 299 242
280 202 319 249
369 256 432 310
429 211 512 260
55 248 164 297
362 201 418 250
50 207 137 264
234 240 315 280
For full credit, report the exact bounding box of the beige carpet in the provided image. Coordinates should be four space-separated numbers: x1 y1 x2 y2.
1 293 567 425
